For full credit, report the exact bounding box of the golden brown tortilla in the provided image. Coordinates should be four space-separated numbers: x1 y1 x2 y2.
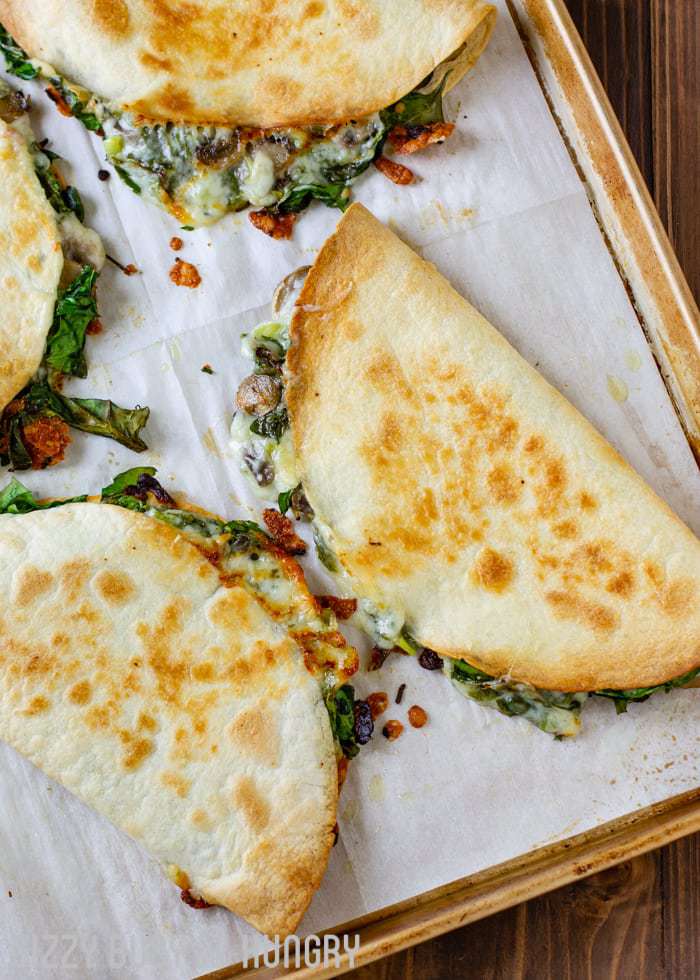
0 118 62 412
1 0 496 126
286 205 700 691
0 503 340 937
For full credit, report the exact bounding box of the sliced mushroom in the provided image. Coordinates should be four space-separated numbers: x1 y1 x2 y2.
243 449 274 487
58 213 106 273
195 135 243 168
272 266 311 320
235 373 281 416
0 87 30 123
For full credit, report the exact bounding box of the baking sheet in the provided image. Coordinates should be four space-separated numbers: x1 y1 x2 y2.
2 3 699 977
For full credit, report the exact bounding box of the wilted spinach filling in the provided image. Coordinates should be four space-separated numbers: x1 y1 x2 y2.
359 609 699 737
0 24 452 227
447 655 700 737
447 660 587 737
324 684 374 759
0 261 149 470
231 315 296 493
232 306 346 583
0 86 149 468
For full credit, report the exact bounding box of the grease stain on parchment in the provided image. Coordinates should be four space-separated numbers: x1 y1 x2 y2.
341 799 359 822
202 427 226 458
126 306 145 328
419 200 476 231
625 350 642 372
168 339 183 362
606 374 629 403
368 774 385 803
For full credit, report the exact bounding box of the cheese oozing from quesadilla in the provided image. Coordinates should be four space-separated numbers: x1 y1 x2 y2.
0 2 495 231
0 85 149 468
230 205 700 737
0 468 371 937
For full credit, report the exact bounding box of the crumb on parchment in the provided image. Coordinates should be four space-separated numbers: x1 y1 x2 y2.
169 258 201 289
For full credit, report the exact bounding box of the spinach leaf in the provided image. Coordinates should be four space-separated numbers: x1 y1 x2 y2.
323 156 383 184
156 509 224 538
101 467 157 498
0 25 39 79
279 182 351 214
0 469 268 555
279 150 382 215
44 266 98 379
104 478 268 549
1 416 33 470
22 381 149 452
102 478 267 547
49 79 102 132
102 503 226 540
278 121 386 216
449 657 700 735
222 519 270 552
34 156 85 221
278 487 294 515
324 684 373 759
113 164 142 194
0 478 36 513
250 405 289 441
62 185 85 221
450 660 494 685
382 83 446 128
449 659 586 738
594 667 700 713
278 485 313 521
313 524 339 573
0 478 86 514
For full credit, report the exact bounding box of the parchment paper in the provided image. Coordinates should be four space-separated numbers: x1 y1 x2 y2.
1 4 699 977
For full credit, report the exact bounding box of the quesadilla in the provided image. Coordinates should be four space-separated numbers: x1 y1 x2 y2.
0 85 148 469
230 204 700 737
0 2 495 235
0 467 369 937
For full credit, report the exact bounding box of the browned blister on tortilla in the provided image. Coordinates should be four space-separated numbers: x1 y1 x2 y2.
0 503 341 937
0 119 62 413
286 205 700 692
1 0 496 127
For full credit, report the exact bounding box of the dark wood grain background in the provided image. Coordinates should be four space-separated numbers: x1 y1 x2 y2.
348 2 700 977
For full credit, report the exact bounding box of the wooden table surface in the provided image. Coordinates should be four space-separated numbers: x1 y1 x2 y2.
348 2 700 977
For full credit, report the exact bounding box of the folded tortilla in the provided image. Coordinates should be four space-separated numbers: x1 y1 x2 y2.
3 0 495 127
284 204 700 693
0 102 149 468
0 477 362 937
0 116 63 411
0 2 495 229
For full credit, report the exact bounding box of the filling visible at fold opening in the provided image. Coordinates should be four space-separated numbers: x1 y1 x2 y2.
230 270 700 738
0 81 149 469
0 24 469 232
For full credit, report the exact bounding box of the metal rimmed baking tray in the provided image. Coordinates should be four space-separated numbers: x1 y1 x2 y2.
1 1 698 977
